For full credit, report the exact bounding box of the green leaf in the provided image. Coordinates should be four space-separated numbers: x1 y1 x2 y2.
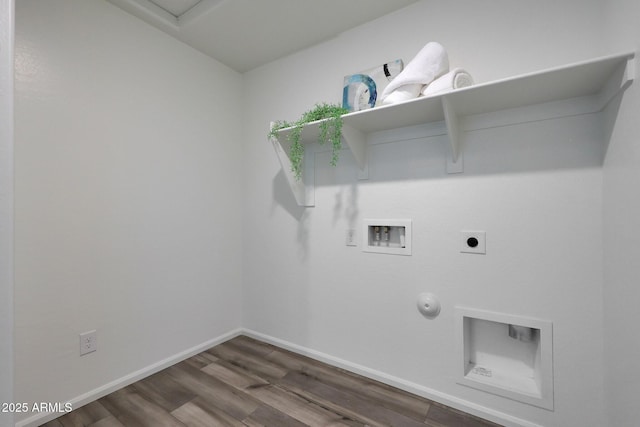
269 103 348 181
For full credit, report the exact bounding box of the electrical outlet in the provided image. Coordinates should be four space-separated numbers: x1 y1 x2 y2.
461 231 486 254
346 229 357 246
79 330 97 356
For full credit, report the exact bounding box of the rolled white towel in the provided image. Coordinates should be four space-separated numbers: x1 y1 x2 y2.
421 68 474 97
381 42 449 105
381 84 423 105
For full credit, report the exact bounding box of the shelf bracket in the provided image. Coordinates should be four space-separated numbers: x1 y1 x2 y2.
270 123 314 207
597 53 636 109
341 124 368 172
441 96 463 173
623 55 636 89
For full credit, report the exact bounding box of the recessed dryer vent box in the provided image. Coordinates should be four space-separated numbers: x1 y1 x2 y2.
362 219 412 255
455 307 554 410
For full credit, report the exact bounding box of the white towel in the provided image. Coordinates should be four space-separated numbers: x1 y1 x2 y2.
421 68 474 96
381 84 423 105
380 42 449 105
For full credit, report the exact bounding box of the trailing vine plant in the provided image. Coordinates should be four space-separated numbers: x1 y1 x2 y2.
269 103 349 181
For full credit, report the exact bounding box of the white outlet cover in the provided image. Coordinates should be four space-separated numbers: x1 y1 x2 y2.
461 231 486 254
80 330 97 356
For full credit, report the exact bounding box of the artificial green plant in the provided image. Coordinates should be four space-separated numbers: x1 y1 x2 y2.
269 103 349 181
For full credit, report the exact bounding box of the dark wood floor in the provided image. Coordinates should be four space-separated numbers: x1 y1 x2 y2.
44 335 502 427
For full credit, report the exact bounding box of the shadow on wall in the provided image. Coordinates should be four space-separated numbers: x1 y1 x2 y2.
271 169 306 220
331 181 359 231
295 114 607 186
269 105 616 220
270 170 312 262
602 85 631 158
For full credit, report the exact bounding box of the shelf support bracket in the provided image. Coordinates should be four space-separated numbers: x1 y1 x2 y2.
270 122 314 207
623 55 636 89
596 53 635 109
341 124 368 172
442 96 463 173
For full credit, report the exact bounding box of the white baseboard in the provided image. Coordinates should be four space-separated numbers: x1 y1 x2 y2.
15 328 243 427
241 329 544 427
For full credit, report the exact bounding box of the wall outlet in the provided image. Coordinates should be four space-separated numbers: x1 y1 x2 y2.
79 330 97 356
346 229 357 246
461 231 486 254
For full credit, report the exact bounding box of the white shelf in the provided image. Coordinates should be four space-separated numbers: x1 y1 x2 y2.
271 51 635 207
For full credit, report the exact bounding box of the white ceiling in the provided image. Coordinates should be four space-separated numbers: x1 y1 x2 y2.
149 0 202 17
107 0 420 72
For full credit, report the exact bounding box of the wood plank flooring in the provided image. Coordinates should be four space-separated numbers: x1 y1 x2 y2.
43 336 503 427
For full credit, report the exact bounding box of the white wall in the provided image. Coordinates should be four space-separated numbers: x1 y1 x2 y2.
14 0 243 424
602 0 640 425
0 0 14 426
243 1 609 426
12 0 638 426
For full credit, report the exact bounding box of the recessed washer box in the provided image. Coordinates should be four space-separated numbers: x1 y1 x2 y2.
455 307 554 410
362 219 412 255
